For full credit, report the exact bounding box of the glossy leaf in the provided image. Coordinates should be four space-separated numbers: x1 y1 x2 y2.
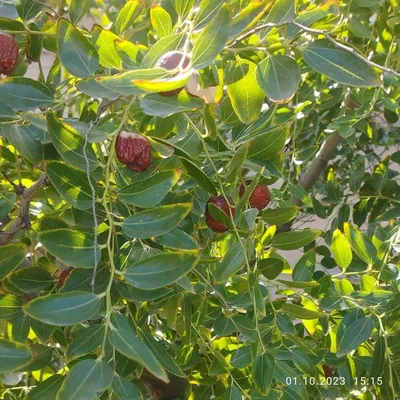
215 242 247 282
344 223 377 265
252 353 275 395
122 250 200 290
0 77 53 111
271 229 322 250
140 91 204 117
256 55 300 103
46 161 96 210
192 4 230 69
154 228 199 250
292 251 315 282
280 303 324 319
66 324 104 360
24 291 101 326
57 19 99 78
112 375 143 400
39 229 101 269
57 359 113 400
194 0 225 29
69 0 91 23
258 258 284 280
150 5 172 38
265 0 295 23
92 25 121 69
226 58 264 124
27 375 64 400
331 229 352 270
8 267 53 293
115 0 139 35
109 314 168 382
46 112 98 172
304 40 381 87
122 203 192 239
337 317 375 357
0 339 33 373
0 244 26 281
261 207 298 226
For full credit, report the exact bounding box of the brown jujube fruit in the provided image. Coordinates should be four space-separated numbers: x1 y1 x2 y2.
239 181 271 210
0 32 19 75
155 50 190 96
205 195 236 232
115 131 152 172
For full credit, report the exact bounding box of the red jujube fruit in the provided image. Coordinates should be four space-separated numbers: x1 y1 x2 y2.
155 50 190 96
0 32 19 75
115 131 152 172
205 195 236 232
239 181 271 210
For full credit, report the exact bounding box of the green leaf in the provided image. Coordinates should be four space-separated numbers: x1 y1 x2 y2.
141 33 185 68
8 267 53 293
370 335 386 379
140 91 204 118
46 111 98 172
231 315 257 342
150 5 172 38
0 77 53 111
57 359 113 400
46 161 96 210
280 304 324 319
303 40 381 87
344 223 377 265
258 258 284 280
12 315 30 342
76 76 121 100
224 142 250 183
142 331 185 377
0 339 33 373
231 346 252 368
27 23 42 62
215 242 247 283
291 348 315 376
271 229 322 250
230 1 268 39
252 353 275 395
331 229 352 270
226 58 264 124
122 203 192 239
39 229 101 269
265 0 295 23
0 243 26 281
57 18 99 78
192 4 230 69
337 316 375 357
109 314 168 382
122 250 200 290
194 0 225 29
66 324 104 360
256 55 300 103
3 124 44 165
69 0 91 23
92 25 122 69
247 125 289 161
115 0 139 35
208 202 234 230
179 157 217 195
112 375 143 400
277 280 319 289
24 291 101 326
154 228 199 250
27 375 64 400
224 385 242 400
261 207 298 226
0 294 23 320
17 0 42 20
118 169 180 207
292 251 315 282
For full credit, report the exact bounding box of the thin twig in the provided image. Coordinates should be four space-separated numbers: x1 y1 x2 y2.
228 20 400 79
0 173 49 246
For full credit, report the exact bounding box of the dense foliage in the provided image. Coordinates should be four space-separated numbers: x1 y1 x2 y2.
0 0 399 399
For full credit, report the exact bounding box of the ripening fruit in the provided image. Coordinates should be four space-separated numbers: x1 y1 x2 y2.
155 50 190 96
205 195 236 232
239 181 271 210
0 32 19 75
115 131 152 172
322 364 334 378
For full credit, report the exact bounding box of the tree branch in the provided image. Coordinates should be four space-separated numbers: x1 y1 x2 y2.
0 173 50 246
228 20 400 79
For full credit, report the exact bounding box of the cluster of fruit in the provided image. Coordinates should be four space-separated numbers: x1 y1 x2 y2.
116 131 271 233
